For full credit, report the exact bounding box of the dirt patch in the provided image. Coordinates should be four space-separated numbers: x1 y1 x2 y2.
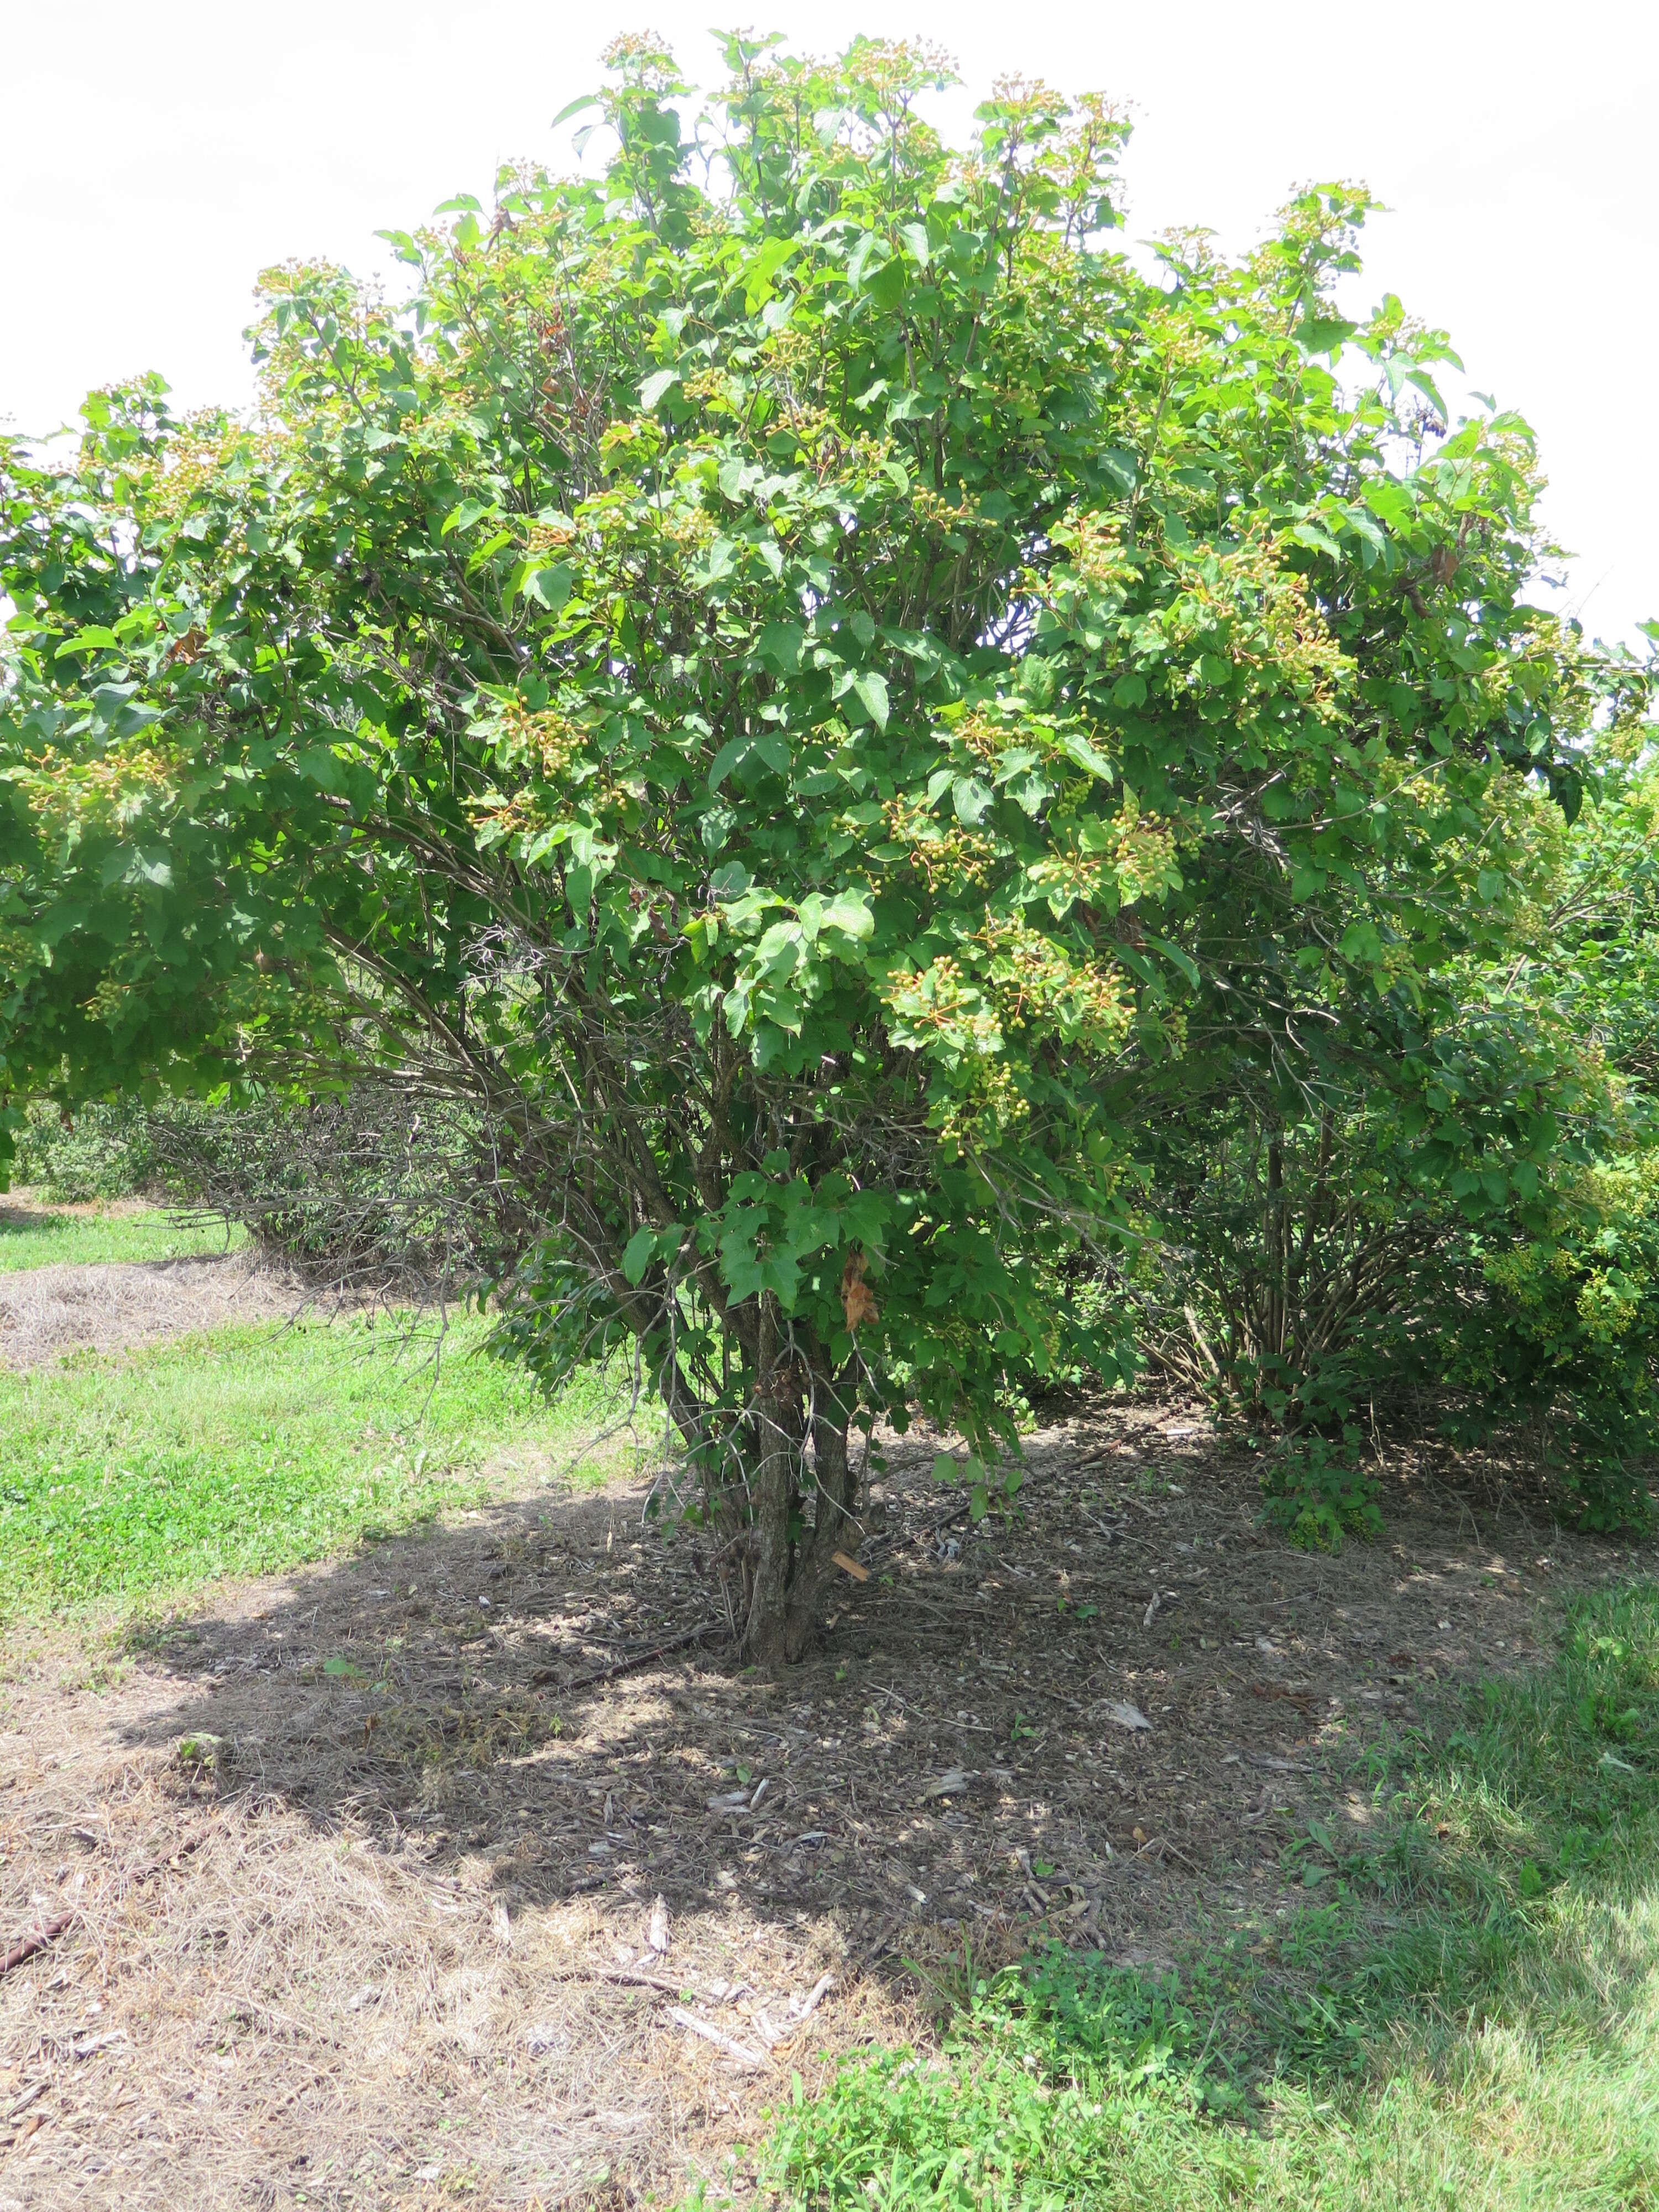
1 1407 1649 2208
0 1251 301 1371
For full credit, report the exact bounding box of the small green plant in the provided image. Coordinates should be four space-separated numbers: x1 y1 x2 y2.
1259 1427 1384 1551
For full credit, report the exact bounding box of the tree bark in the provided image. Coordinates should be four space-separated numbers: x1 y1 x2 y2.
780 1408 858 1661
738 1361 860 1665
741 1337 795 1665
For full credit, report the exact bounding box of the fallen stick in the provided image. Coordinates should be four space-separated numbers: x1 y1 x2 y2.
532 1620 726 1693
864 1499 973 1567
547 1965 698 1998
1136 1833 1203 1875
0 1911 75 1979
667 2006 767 2068
773 1970 836 2038
1 1828 207 1981
116 1832 207 1900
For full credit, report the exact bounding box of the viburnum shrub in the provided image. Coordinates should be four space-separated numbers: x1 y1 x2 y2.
1 33 1642 1651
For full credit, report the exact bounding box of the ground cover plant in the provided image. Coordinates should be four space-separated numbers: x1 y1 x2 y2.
0 1196 243 1273
759 1581 1659 2209
0 1312 628 1623
6 32 1655 1662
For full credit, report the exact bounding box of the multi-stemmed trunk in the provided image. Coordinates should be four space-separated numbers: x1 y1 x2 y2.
709 1349 864 1666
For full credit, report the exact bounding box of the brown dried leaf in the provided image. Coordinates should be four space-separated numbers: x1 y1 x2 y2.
840 1251 879 1333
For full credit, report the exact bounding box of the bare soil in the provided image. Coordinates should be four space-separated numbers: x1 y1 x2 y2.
2 1400 1650 2210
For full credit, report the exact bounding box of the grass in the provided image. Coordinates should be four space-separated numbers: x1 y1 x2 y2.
0 1312 635 1623
0 1196 247 1271
748 1584 1659 2210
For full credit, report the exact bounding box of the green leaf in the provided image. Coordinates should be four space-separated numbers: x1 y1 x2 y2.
639 368 681 410
820 890 874 942
523 563 572 611
1296 315 1355 358
622 1225 658 1286
851 670 889 730
442 498 493 537
755 623 805 675
708 734 750 790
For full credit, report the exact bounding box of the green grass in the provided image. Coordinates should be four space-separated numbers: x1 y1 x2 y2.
0 1312 632 1623
0 1198 247 1271
748 1584 1659 2210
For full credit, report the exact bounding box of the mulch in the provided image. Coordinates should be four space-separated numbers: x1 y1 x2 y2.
0 1399 1648 2208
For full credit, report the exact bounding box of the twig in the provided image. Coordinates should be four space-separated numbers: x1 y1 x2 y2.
532 1620 727 1692
667 2006 766 2068
4 2081 46 2122
1137 1833 1203 1874
862 1498 973 1568
546 1965 698 1998
117 1833 206 1898
785 1970 835 2031
876 1685 995 1735
0 1911 75 1978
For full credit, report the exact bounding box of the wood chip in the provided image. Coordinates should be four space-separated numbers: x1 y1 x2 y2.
70 2030 127 2060
832 1551 869 1583
1102 1702 1151 1732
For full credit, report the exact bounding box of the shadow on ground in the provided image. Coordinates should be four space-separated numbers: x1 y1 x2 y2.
116 1408 1644 1959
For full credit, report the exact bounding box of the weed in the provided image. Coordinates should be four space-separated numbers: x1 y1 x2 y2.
1259 1428 1384 1552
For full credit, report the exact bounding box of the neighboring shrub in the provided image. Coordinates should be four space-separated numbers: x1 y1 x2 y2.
7 1096 166 1203
142 1087 520 1295
1442 1145 1659 1532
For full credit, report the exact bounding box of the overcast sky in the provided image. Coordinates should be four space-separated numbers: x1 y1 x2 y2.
5 1 1654 646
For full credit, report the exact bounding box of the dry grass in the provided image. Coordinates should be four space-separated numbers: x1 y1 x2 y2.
0 1249 300 1372
0 1723 904 2209
2 1408 1650 2209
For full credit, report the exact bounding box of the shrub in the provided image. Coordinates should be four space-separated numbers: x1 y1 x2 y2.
2 32 1646 1652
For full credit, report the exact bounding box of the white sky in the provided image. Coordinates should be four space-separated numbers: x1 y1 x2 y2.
4 0 1655 647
